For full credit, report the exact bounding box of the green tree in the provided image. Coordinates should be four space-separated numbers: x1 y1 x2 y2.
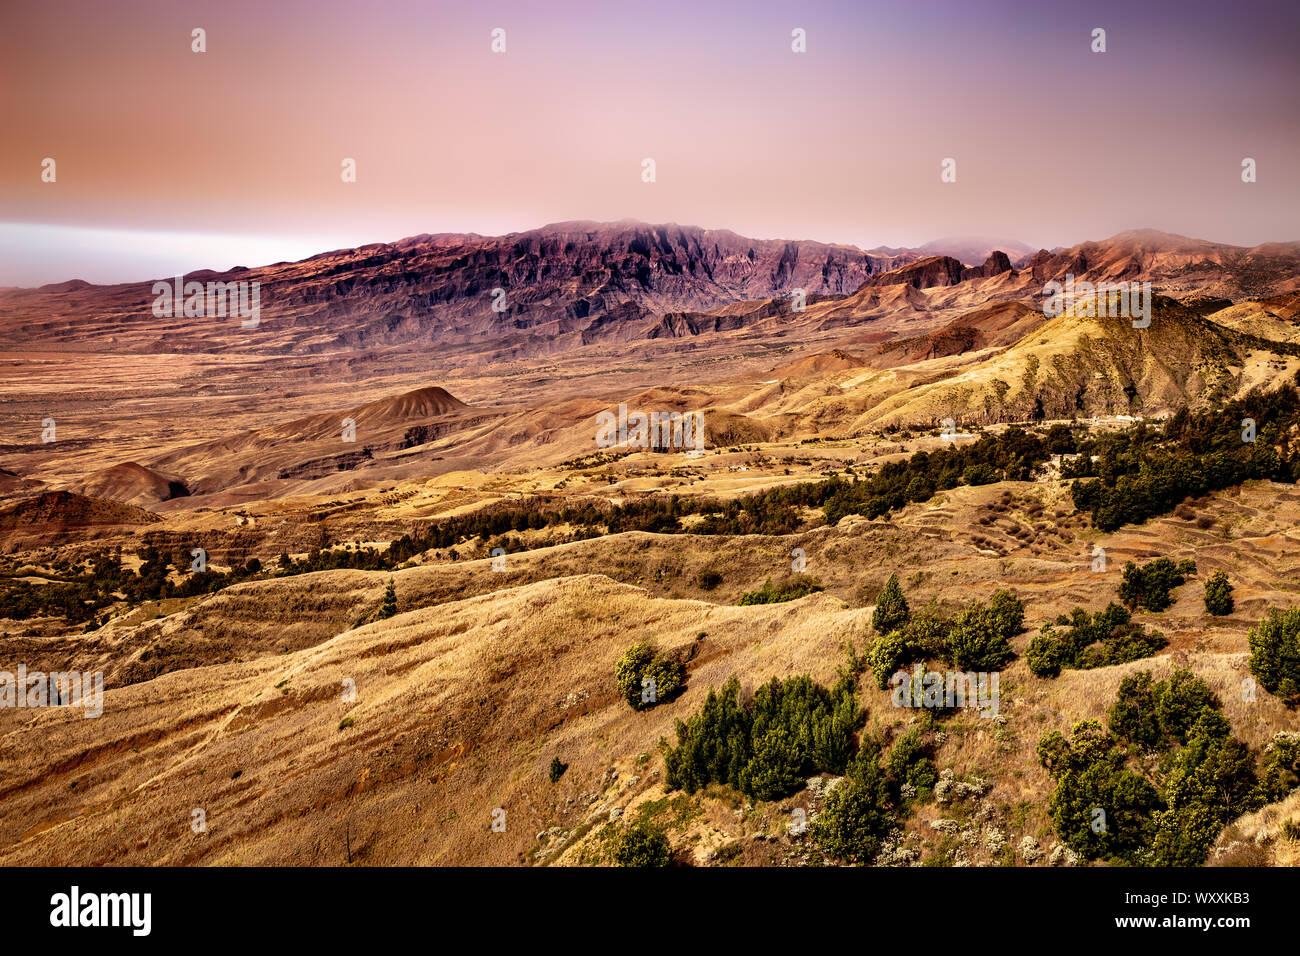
1026 632 1067 678
1039 719 1162 861
378 578 397 619
1258 733 1300 802
811 744 893 865
1248 607 1300 705
1118 557 1197 612
1203 571 1234 616
871 574 909 635
945 591 1022 670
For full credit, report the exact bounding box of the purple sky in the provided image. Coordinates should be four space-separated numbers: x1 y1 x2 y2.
2 0 1298 285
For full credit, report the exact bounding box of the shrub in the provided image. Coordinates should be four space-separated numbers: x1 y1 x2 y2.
868 632 909 690
1203 571 1234 616
737 575 824 605
612 821 672 867
885 728 937 800
899 609 951 661
695 570 722 591
1248 607 1300 705
871 574 909 634
615 642 686 711
1118 557 1197 612
1258 734 1300 803
548 757 568 783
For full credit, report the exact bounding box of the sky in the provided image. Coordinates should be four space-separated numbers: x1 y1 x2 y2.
2 0 1298 286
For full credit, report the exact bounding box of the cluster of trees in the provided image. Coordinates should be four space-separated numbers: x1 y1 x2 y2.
1026 604 1167 677
1118 557 1197 612
663 674 860 800
820 427 1052 524
808 740 894 864
864 575 1025 689
1039 669 1299 865
737 576 824 606
661 664 940 864
615 642 686 711
1248 607 1300 706
0 546 262 624
1067 384 1300 531
805 727 939 863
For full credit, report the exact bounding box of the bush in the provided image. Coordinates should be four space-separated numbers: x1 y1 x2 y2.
612 821 672 867
1258 734 1300 802
1118 557 1197 612
1026 632 1068 678
871 574 909 634
867 632 909 690
1249 607 1300 705
885 728 937 800
738 575 824 605
615 642 686 710
1203 571 1234 616
548 757 567 783
695 570 722 591
900 609 951 660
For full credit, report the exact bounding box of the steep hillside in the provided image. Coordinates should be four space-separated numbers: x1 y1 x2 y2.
839 296 1300 428
0 491 159 550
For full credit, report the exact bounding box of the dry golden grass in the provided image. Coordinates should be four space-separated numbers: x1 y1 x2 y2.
2 475 1299 866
